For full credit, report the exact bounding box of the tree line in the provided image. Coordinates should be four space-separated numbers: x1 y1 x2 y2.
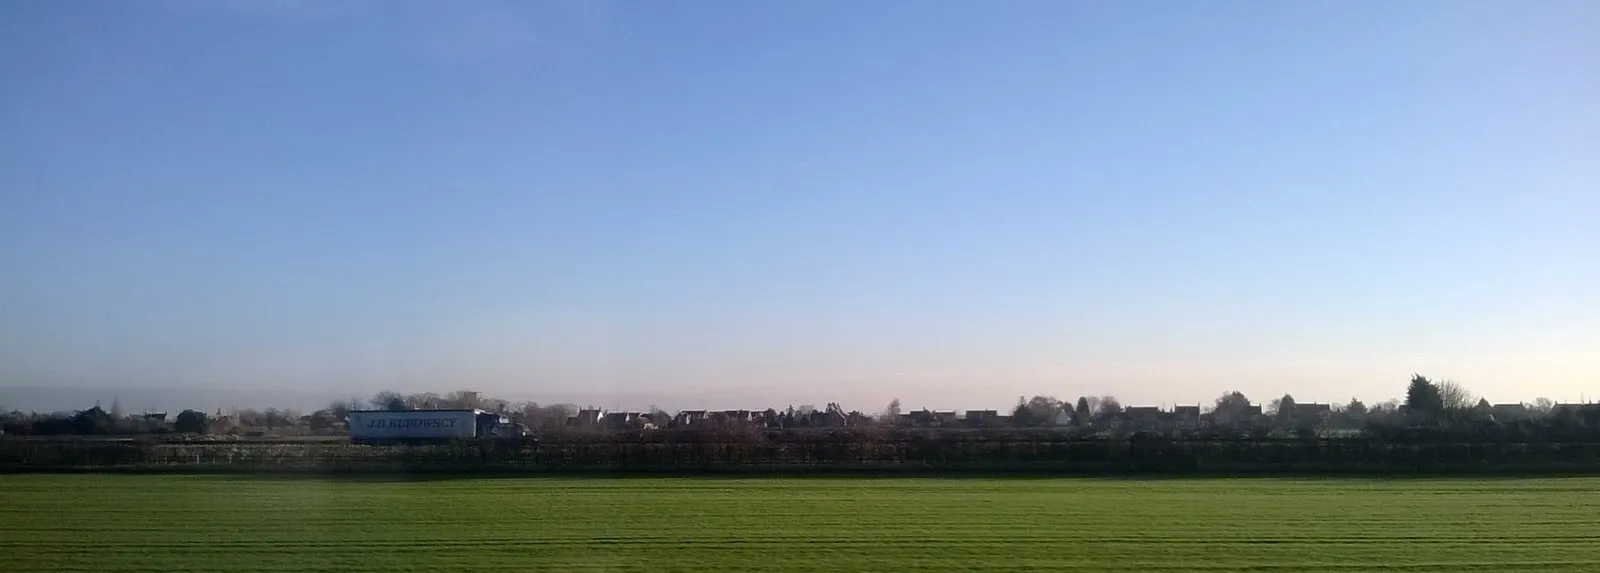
3 374 1596 442
3 374 1600 474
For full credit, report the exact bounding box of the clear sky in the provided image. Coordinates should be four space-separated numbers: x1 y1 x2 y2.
2 1 1596 413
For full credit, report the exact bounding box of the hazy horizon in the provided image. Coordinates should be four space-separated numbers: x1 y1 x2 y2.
2 2 1596 414
3 375 1595 417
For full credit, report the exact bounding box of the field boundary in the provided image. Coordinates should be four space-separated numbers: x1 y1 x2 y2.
8 437 1600 476
9 464 1600 479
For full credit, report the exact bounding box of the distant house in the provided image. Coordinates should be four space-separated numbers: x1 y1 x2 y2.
1289 403 1332 424
1552 403 1600 419
1173 406 1201 428
706 410 761 428
898 409 938 428
1489 403 1529 421
963 410 999 428
568 409 603 428
816 409 848 427
1051 410 1074 426
1116 406 1164 431
638 411 670 429
674 410 708 427
1209 404 1263 427
685 409 763 429
1123 407 1163 423
600 411 631 430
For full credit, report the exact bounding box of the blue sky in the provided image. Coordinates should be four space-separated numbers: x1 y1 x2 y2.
2 1 1596 412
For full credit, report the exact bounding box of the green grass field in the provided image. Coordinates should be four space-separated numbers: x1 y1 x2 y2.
3 475 1597 572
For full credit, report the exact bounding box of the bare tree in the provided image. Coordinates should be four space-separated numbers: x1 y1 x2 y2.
880 398 902 423
1435 379 1475 412
516 402 547 428
372 391 407 411
326 398 366 420
1365 399 1402 424
406 393 442 410
1531 397 1556 416
544 403 577 428
1369 399 1401 415
271 409 302 429
1024 395 1063 425
443 390 488 410
646 405 672 428
1094 396 1121 418
234 408 264 428
1010 395 1063 427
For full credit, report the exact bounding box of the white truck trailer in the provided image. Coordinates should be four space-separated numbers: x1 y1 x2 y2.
347 409 499 441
